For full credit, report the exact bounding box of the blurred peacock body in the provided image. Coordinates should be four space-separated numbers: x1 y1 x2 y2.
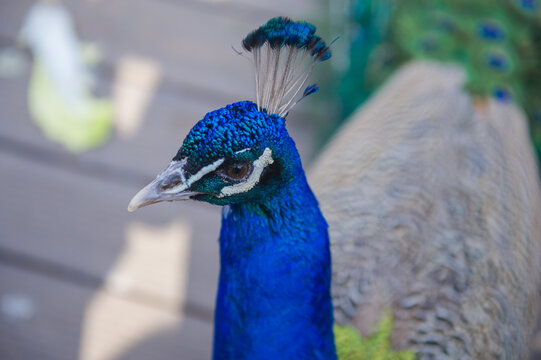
319 0 541 358
313 60 541 359
127 14 541 360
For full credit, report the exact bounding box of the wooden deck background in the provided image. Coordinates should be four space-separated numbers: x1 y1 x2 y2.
1 1 541 359
0 1 329 359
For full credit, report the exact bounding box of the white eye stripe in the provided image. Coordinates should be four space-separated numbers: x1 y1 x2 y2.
219 147 274 197
162 157 224 194
187 158 224 187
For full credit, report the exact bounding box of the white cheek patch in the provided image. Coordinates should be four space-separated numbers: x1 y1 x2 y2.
162 157 224 194
219 147 274 197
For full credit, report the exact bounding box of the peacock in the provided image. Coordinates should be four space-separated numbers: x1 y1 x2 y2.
316 1 541 358
127 14 541 360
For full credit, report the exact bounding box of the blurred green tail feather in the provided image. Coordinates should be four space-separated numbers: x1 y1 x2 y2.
338 0 541 160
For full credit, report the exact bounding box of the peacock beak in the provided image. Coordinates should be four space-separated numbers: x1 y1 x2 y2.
127 160 201 212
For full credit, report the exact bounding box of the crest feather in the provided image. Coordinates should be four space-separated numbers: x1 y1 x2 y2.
242 17 331 117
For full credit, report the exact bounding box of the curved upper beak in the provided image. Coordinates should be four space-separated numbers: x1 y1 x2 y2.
127 160 200 212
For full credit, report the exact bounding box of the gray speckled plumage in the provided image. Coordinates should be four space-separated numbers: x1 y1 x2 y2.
309 61 541 359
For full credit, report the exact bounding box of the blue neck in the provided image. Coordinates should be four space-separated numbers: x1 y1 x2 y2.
212 158 336 359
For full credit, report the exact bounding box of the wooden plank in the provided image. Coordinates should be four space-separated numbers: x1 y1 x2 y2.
0 150 221 314
0 0 325 100
165 0 324 19
0 264 212 360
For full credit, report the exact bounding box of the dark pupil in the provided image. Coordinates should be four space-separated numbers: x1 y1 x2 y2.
227 163 249 179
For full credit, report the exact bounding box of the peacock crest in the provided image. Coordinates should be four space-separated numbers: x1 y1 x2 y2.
241 17 331 117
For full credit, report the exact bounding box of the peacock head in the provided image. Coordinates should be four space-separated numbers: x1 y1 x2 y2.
128 17 330 210
128 101 293 209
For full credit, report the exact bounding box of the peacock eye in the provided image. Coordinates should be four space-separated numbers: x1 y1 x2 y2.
221 162 253 181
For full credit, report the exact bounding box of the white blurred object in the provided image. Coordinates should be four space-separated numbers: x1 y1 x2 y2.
20 1 88 108
18 1 112 152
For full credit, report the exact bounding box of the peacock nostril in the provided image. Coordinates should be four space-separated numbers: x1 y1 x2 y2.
160 176 183 191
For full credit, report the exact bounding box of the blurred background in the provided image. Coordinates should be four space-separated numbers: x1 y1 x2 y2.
0 1 334 359
1 0 541 359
